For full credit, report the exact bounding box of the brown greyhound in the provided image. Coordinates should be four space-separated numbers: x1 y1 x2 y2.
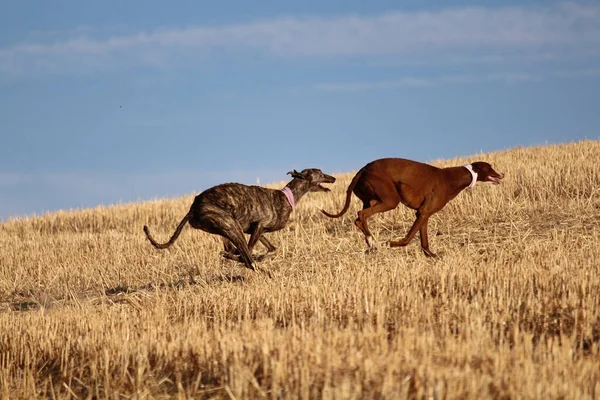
144 168 336 271
322 159 503 256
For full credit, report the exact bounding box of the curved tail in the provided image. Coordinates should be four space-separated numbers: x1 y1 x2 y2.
143 212 192 249
321 169 363 218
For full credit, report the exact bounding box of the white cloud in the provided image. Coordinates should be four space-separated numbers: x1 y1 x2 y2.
0 172 36 186
549 67 600 78
312 68 600 92
314 77 434 92
1 3 599 77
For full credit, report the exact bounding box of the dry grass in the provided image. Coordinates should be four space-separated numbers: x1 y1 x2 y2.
1 140 599 399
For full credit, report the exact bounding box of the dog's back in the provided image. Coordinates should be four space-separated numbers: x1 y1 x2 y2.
191 183 291 233
361 158 441 191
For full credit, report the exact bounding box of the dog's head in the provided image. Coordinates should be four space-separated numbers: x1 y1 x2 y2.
471 162 504 184
287 168 336 192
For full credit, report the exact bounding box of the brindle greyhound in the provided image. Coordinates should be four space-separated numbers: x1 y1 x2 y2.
322 159 503 257
144 168 335 271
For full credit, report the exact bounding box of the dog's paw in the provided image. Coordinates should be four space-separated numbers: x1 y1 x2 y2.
253 253 274 262
378 241 391 249
220 251 242 262
366 236 377 248
422 249 438 258
365 246 378 254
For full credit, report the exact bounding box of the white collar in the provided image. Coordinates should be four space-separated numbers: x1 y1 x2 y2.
463 164 478 188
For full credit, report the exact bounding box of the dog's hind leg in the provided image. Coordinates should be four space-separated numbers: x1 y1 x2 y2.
354 177 400 248
223 231 256 271
356 199 399 248
355 200 377 247
205 216 255 270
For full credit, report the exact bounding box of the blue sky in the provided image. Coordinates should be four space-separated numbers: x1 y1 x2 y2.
1 1 599 220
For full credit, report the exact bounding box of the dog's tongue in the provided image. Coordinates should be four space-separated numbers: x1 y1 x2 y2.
319 184 331 192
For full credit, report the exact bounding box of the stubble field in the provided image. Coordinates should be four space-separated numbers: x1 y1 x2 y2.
1 140 599 399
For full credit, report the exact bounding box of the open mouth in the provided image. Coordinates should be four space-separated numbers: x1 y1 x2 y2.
318 176 336 191
487 176 502 185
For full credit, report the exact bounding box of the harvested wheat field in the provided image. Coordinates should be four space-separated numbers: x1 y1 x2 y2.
1 140 599 399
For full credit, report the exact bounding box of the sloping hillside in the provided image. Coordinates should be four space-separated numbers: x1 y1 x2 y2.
1 140 599 399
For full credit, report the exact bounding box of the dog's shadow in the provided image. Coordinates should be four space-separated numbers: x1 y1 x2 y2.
104 270 247 297
1 271 247 313
212 274 246 283
3 300 41 312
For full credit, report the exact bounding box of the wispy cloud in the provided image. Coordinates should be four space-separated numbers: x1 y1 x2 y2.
1 3 599 78
313 68 600 92
314 77 435 92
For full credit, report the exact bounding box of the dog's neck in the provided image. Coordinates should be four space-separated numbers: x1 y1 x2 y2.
283 179 314 208
463 164 478 188
280 187 295 210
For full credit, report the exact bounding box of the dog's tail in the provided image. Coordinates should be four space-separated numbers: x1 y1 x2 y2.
143 212 192 249
321 169 363 218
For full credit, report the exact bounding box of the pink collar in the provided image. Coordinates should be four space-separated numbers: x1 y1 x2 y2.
281 187 295 210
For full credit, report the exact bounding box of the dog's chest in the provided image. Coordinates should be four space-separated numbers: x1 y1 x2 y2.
238 201 289 228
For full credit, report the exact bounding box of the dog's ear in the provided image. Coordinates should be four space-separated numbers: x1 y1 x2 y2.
287 170 307 180
470 162 489 173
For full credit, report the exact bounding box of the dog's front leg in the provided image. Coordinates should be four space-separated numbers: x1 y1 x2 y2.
389 212 429 250
418 216 437 257
245 222 270 261
250 236 277 262
221 230 276 261
259 236 277 253
221 237 237 254
241 222 276 277
247 222 266 251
